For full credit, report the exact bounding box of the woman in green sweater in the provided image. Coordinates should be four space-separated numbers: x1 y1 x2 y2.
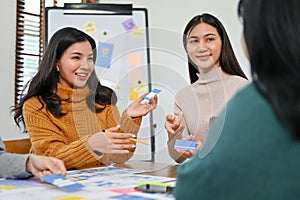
175 0 300 199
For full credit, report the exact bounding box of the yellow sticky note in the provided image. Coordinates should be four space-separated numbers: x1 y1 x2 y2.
128 69 142 83
53 196 86 200
129 88 139 100
0 185 16 190
132 27 145 39
134 80 147 93
127 52 141 66
83 22 97 34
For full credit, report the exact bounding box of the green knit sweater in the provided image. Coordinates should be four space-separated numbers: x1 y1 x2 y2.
175 83 300 200
23 83 141 170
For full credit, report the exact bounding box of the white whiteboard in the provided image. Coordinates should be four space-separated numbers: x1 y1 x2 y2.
46 4 153 161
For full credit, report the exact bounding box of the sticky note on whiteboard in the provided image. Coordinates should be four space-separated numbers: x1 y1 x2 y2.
96 42 114 68
83 21 97 34
128 69 142 82
132 27 144 39
127 52 141 66
122 18 136 32
129 87 139 101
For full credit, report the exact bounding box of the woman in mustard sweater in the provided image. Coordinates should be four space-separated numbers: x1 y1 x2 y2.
13 27 157 170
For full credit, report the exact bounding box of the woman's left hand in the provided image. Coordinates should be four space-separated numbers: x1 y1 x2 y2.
176 136 202 159
126 93 158 118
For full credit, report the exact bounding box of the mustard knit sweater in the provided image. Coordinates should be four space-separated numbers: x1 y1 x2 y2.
23 83 142 170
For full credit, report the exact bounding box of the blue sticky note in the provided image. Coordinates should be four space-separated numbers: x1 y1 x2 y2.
96 42 114 68
174 139 197 151
41 174 84 191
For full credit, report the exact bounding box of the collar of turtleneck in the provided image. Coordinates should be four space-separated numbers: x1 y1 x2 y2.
55 83 90 103
195 67 224 85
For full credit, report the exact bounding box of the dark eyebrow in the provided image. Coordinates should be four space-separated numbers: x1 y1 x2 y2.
204 33 217 37
70 52 93 57
70 52 82 56
188 36 198 39
188 33 217 40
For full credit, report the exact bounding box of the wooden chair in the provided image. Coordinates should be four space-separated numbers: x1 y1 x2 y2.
3 138 31 154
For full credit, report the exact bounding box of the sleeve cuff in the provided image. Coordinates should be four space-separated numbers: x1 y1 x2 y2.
119 110 142 134
0 154 33 179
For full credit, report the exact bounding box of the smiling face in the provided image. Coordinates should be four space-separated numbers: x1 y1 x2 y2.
56 40 95 88
186 22 222 73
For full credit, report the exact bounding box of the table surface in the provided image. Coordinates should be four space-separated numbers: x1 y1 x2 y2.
114 161 178 178
0 161 178 200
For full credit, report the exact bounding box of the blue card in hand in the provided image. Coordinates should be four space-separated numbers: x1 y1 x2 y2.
41 174 84 191
174 139 197 151
141 88 161 104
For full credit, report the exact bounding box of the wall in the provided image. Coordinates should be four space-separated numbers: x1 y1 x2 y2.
0 0 250 164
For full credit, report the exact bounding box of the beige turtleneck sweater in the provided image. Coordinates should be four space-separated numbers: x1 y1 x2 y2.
168 67 249 162
23 83 141 170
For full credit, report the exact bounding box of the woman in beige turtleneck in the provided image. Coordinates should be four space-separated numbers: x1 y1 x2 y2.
165 13 249 163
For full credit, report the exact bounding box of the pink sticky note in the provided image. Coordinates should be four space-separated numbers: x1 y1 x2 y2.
127 52 141 66
109 188 137 194
128 69 142 83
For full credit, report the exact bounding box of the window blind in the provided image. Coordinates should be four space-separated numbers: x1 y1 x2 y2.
14 0 84 105
14 0 59 105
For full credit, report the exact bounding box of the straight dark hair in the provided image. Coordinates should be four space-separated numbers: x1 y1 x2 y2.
13 27 117 128
238 0 300 135
183 13 247 84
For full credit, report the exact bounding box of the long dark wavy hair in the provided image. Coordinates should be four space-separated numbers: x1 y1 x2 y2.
183 13 248 84
238 0 300 135
13 27 117 128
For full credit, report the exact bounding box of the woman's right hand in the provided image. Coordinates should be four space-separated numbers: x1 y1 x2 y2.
88 126 136 154
165 111 184 136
